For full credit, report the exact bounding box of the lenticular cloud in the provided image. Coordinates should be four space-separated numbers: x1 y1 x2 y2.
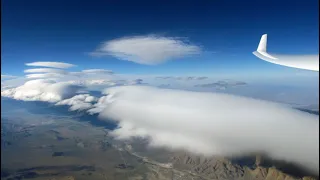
96 86 319 174
25 61 75 69
91 35 201 65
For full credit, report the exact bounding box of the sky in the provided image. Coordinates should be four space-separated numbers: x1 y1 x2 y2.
1 0 319 104
1 0 320 174
1 0 319 77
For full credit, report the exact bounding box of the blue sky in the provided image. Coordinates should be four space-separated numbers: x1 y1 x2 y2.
1 0 319 78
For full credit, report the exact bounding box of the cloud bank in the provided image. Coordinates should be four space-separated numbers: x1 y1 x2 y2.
195 80 247 90
25 61 75 69
96 86 319 174
91 35 201 65
156 76 208 81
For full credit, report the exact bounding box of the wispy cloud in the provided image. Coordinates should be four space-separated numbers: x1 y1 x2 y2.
81 69 114 74
1 74 17 79
155 76 208 81
24 68 68 74
25 73 65 79
91 35 201 65
195 80 247 90
25 61 75 69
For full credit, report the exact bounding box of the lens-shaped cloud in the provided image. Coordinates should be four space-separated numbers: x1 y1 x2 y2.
25 61 75 69
82 69 114 74
91 35 201 65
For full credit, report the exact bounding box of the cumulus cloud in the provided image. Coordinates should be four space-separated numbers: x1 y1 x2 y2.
24 68 68 74
195 80 247 90
87 95 110 114
55 94 98 111
91 35 201 65
25 61 75 69
1 79 82 102
96 86 319 174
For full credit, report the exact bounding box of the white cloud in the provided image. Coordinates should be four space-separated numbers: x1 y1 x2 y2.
1 79 82 102
82 69 114 74
91 35 201 65
24 68 68 74
25 61 75 69
67 79 119 86
87 95 110 114
55 94 98 111
66 79 146 87
96 86 319 174
26 73 65 79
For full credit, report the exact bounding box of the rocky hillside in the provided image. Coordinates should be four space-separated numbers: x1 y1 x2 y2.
170 152 317 180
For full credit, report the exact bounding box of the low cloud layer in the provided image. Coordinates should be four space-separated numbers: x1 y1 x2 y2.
67 78 146 87
97 86 319 174
156 76 208 81
195 80 247 90
25 61 75 69
91 35 201 65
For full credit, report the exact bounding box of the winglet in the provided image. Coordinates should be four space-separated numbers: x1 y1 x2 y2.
257 34 267 52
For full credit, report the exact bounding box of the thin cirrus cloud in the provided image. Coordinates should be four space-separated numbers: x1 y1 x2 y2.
91 35 201 65
96 86 319 175
24 68 69 74
82 69 114 74
25 61 76 69
1 74 17 79
194 80 247 90
155 76 208 81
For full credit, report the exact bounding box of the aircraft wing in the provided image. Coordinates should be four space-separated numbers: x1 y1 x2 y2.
252 34 319 71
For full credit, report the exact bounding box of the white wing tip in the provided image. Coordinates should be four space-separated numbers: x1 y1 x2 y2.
257 34 268 52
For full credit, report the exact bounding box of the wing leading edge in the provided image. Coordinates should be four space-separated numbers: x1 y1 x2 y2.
253 34 319 71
